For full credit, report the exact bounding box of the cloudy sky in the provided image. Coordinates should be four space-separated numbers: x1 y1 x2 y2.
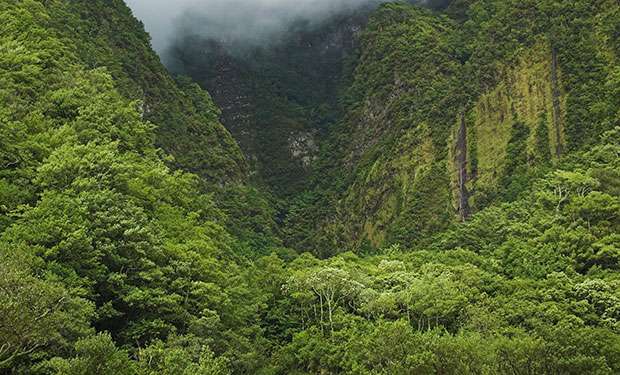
125 0 396 54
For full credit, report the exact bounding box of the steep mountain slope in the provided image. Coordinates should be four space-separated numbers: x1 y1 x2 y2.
281 0 620 254
169 12 368 196
169 0 618 255
51 0 284 250
52 0 248 184
0 1 269 372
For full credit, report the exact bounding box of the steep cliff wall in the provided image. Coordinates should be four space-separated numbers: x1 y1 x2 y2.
449 39 567 211
334 4 462 249
171 13 366 195
286 0 619 254
152 0 618 255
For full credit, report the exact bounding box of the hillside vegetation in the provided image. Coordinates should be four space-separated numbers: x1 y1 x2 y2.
283 0 619 254
0 0 619 374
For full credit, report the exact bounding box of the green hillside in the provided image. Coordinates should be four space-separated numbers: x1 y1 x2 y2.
57 0 248 184
1 0 619 374
282 0 619 254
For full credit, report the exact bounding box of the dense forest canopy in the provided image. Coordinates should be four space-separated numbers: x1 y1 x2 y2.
0 0 619 374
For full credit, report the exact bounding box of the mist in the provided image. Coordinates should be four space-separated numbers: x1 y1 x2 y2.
125 0 445 57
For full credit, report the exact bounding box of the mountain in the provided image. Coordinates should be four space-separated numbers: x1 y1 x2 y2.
172 0 618 256
303 0 619 252
1 0 619 374
34 0 248 185
169 11 368 196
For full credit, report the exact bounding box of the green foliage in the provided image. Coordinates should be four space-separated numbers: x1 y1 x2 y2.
54 0 248 184
0 252 93 371
0 1 263 372
45 334 137 375
1 0 619 374
45 334 231 375
137 336 230 375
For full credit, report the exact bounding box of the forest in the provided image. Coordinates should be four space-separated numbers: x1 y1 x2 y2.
0 0 619 374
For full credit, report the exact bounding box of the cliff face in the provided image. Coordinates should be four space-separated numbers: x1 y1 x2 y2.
283 0 619 254
157 0 618 255
449 39 567 212
169 13 367 196
331 4 462 249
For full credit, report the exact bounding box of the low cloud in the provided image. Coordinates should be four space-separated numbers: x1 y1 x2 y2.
125 0 446 56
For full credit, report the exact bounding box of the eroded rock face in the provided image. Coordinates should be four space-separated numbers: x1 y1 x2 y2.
167 12 368 195
289 131 319 167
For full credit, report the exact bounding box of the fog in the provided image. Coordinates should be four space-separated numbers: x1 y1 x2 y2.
125 0 444 56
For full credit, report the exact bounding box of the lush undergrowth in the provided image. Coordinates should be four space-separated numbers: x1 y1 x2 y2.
0 0 619 374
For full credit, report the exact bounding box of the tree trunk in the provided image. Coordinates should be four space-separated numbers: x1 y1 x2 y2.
327 298 334 334
318 294 324 335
